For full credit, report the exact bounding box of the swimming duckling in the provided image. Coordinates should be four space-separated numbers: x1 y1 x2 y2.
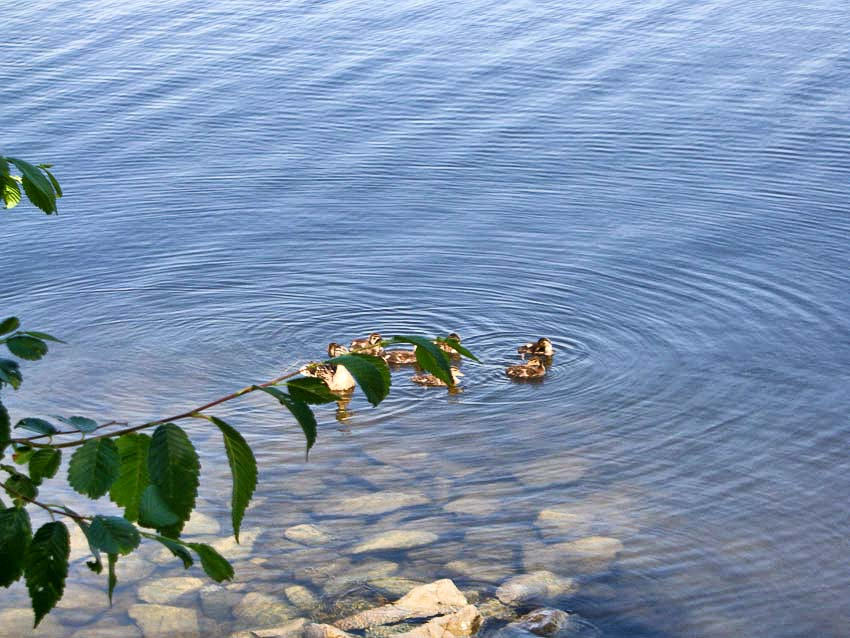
517 337 554 358
411 366 464 387
505 357 547 379
327 342 349 357
383 348 418 365
299 362 356 392
350 332 384 356
436 332 462 354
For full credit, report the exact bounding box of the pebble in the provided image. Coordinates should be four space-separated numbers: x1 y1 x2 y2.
495 571 578 605
323 491 429 516
284 523 333 546
233 592 295 626
284 584 321 610
352 530 439 554
137 576 205 605
128 604 200 638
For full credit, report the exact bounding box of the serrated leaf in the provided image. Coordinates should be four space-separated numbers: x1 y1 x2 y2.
21 331 64 344
188 543 234 582
148 424 199 538
0 157 8 176
208 416 257 542
0 506 32 586
12 446 33 465
75 519 103 574
109 433 150 522
0 358 22 389
29 449 61 484
5 473 38 504
87 515 140 555
68 438 120 498
257 387 317 456
1 176 21 210
138 485 179 528
325 354 391 406
285 377 342 404
148 534 193 569
0 400 9 459
5 336 48 361
8 158 57 214
54 415 98 433
14 417 57 436
24 521 69 626
0 317 19 336
107 553 117 605
41 168 62 198
390 336 454 385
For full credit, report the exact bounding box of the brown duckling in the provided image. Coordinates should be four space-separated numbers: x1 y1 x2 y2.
517 337 554 358
299 362 356 392
383 348 418 365
411 366 464 387
436 332 462 354
350 332 384 355
505 357 547 379
327 342 349 357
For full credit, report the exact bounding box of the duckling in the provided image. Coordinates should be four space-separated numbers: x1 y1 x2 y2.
382 348 418 365
505 357 547 379
411 366 464 387
299 362 356 392
517 337 554 358
327 342 349 358
436 332 462 354
350 332 384 356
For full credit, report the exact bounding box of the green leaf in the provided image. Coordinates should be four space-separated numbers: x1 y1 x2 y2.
25 522 69 626
147 534 193 569
109 433 150 522
148 424 199 537
0 157 8 176
75 519 103 574
87 515 140 556
68 438 120 498
1 175 22 210
285 377 342 404
138 485 179 528
41 168 63 199
0 317 20 336
8 158 57 214
188 543 234 582
0 506 31 586
208 416 257 542
0 400 9 460
14 417 58 436
54 415 98 433
257 387 317 456
390 336 454 386
435 337 480 363
5 336 48 361
0 358 22 389
21 331 65 344
325 354 391 406
107 554 117 605
5 472 38 504
12 446 34 465
29 449 61 484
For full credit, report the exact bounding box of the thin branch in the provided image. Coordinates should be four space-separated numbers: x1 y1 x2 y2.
1 482 88 522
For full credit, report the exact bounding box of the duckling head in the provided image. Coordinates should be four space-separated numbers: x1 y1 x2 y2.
368 332 383 345
447 332 461 342
450 366 465 382
327 342 349 357
536 338 554 355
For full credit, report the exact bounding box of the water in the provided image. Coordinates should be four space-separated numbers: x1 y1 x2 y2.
2 0 850 636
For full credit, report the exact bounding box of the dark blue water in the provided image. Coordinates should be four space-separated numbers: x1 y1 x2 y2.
2 1 849 636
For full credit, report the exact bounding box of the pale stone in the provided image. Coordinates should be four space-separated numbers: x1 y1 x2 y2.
508 608 571 636
444 560 514 584
512 456 588 488
495 572 578 605
118 551 158 581
0 608 63 638
394 605 482 638
233 592 294 626
200 583 243 621
352 530 438 554
522 537 623 574
184 511 222 536
443 497 503 516
475 598 515 621
128 604 200 638
366 577 425 598
323 560 399 596
284 523 333 546
323 491 429 516
211 527 263 560
337 579 468 630
56 584 111 625
230 617 307 638
534 508 591 540
138 576 205 604
71 618 142 638
284 584 320 610
303 623 355 638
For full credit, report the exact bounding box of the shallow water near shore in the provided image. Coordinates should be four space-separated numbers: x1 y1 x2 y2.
2 0 850 636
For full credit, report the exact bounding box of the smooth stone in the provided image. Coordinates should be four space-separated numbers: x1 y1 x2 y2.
233 592 295 626
352 530 438 554
128 604 200 638
534 509 591 540
71 618 143 638
211 527 263 560
475 598 515 621
444 560 515 584
495 572 578 605
284 584 321 610
507 609 571 636
512 456 588 488
184 511 222 536
394 605 482 638
200 583 244 621
0 608 63 638
138 576 205 604
56 584 111 625
284 523 333 546
230 617 307 638
323 560 399 596
323 491 429 516
303 623 356 638
366 577 426 598
443 497 503 516
336 579 467 630
117 551 158 581
522 537 623 574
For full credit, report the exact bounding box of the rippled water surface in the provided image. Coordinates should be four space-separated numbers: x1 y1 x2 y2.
3 0 850 636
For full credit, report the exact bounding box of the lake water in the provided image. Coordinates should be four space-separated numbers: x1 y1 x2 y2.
2 0 849 636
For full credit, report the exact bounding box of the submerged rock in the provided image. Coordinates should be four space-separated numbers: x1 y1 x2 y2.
128 603 200 638
444 560 515 584
285 523 334 546
0 608 63 638
285 584 321 610
304 623 356 638
394 605 482 638
507 609 571 636
323 560 400 596
512 456 588 488
200 584 243 621
233 592 295 627
71 618 142 638
230 617 307 638
183 511 222 536
324 491 429 516
137 576 205 605
495 572 578 605
522 537 623 575
352 530 439 554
